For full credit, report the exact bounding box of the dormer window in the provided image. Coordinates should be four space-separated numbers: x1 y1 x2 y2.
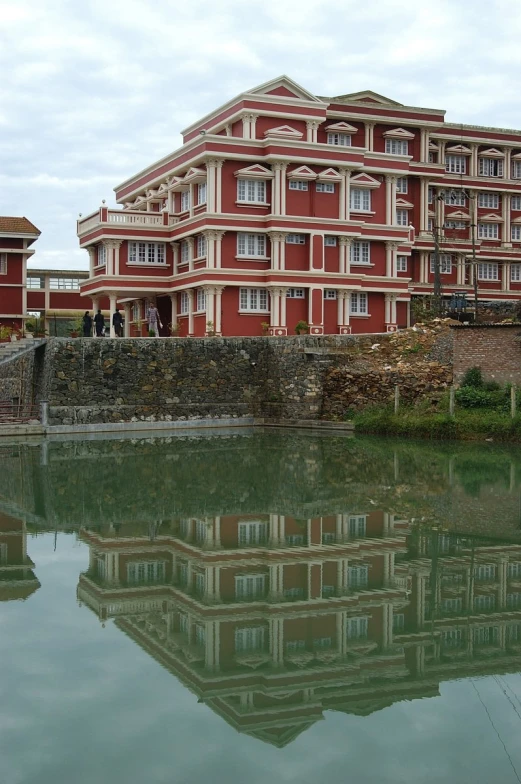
327 133 351 147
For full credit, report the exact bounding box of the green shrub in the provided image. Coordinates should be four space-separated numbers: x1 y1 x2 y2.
455 385 510 412
461 366 484 389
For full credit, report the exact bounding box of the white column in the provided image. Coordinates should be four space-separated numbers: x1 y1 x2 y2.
215 160 223 213
171 241 179 275
337 290 351 334
204 286 215 333
365 122 375 151
438 140 446 166
306 120 319 143
186 237 194 273
385 293 397 325
505 148 512 181
86 246 96 277
109 293 117 337
386 176 397 225
103 241 113 276
113 241 122 277
385 242 398 277
269 617 284 667
420 180 429 232
189 184 194 218
272 162 288 216
214 286 224 335
470 144 478 178
502 263 511 292
187 290 194 336
338 236 352 274
339 168 351 221
123 303 131 337
268 232 286 271
503 193 512 247
242 113 258 139
456 255 465 286
204 230 216 269
206 159 218 212
269 563 284 600
170 293 177 331
420 129 429 162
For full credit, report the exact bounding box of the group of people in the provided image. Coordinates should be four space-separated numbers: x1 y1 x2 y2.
81 304 163 337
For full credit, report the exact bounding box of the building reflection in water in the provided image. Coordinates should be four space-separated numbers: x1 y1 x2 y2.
77 510 521 747
0 511 40 602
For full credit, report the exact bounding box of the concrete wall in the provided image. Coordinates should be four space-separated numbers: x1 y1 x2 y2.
452 325 521 384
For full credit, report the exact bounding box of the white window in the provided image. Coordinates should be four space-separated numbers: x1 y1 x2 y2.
478 192 499 208
197 181 207 205
474 564 496 581
477 262 499 280
512 227 521 242
235 626 265 652
96 245 106 267
396 255 407 272
346 616 368 639
348 565 368 588
396 209 409 226
237 179 266 203
327 132 351 146
428 218 434 231
478 223 499 239
349 515 366 538
444 190 466 206
479 157 503 177
286 234 306 244
0 253 6 274
179 291 189 315
511 264 521 281
180 241 190 263
350 292 368 315
27 276 43 289
513 162 521 180
317 182 335 193
49 277 81 290
289 180 308 191
196 234 206 258
507 593 521 608
128 242 166 265
239 288 268 312
180 190 190 211
396 177 408 194
238 521 268 546
446 155 467 174
385 139 408 155
235 574 266 600
237 233 267 257
286 288 305 298
350 188 371 212
196 289 206 312
127 561 165 584
508 562 521 578
474 594 496 611
442 629 463 648
445 221 467 230
428 187 434 204
324 289 337 300
430 254 452 274
350 241 370 264
512 196 521 210
393 613 405 632
324 235 337 246
442 597 462 613
473 626 499 645
428 151 435 163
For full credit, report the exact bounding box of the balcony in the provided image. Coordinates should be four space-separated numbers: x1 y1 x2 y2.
77 207 177 237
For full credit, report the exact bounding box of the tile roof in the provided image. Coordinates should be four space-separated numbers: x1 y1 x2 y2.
0 216 41 235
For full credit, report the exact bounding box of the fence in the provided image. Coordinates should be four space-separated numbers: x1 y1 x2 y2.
0 402 41 424
393 384 518 418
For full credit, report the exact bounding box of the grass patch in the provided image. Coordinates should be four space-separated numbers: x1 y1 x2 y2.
354 407 521 441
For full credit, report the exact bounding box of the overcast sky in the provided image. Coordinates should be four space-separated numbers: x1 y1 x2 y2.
2 0 521 271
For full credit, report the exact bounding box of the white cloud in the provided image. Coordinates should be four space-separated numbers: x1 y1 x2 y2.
2 0 521 269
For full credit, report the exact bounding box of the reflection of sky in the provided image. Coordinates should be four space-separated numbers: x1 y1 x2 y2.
1 535 521 784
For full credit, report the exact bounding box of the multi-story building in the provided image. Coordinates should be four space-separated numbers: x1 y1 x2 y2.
77 75 521 337
0 217 41 330
26 268 108 335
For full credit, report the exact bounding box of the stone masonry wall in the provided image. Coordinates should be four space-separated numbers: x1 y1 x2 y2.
452 325 521 385
0 344 46 407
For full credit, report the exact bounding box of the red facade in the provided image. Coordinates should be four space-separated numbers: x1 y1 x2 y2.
0 217 40 331
77 77 521 337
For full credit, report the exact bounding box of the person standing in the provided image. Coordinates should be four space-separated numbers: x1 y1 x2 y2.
94 309 105 337
112 308 123 337
82 311 92 337
147 302 162 337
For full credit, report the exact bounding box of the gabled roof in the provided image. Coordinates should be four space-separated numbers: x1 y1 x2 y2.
0 216 40 235
325 121 359 133
383 127 415 139
325 90 404 107
317 167 342 182
264 124 304 139
445 210 470 219
350 172 381 188
446 144 472 154
479 212 503 222
247 75 325 103
234 164 274 179
287 165 317 180
479 147 504 158
396 198 414 208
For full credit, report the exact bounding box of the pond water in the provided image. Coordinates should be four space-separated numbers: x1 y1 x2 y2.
2 431 521 784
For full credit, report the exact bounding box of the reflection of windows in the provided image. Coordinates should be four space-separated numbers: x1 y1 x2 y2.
442 629 463 648
179 613 188 633
284 587 304 599
195 520 206 543
507 623 521 641
286 639 306 651
127 561 165 584
238 521 268 546
346 616 368 639
285 534 305 546
442 597 462 614
322 585 335 597
235 626 265 652
507 592 521 608
474 594 496 611
474 564 496 581
322 532 336 544
96 555 106 578
178 562 188 586
508 562 521 578
195 624 205 646
473 626 499 645
195 572 205 595
393 613 405 632
235 574 266 600
348 565 368 588
313 636 332 649
349 515 366 538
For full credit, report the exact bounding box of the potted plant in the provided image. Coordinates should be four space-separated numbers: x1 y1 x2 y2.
30 317 46 338
69 315 83 338
206 320 216 337
168 322 180 337
261 321 270 336
148 328 156 337
294 320 309 335
0 325 11 343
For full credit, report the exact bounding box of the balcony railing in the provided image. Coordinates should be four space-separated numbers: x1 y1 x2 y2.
77 208 178 235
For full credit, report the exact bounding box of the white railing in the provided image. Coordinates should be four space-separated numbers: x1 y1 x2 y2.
108 211 164 226
106 599 164 615
78 212 101 233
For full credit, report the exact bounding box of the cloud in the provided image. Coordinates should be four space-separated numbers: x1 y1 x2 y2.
2 0 521 270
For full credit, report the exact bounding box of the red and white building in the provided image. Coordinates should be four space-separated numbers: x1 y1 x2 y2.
77 76 521 337
0 217 41 331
